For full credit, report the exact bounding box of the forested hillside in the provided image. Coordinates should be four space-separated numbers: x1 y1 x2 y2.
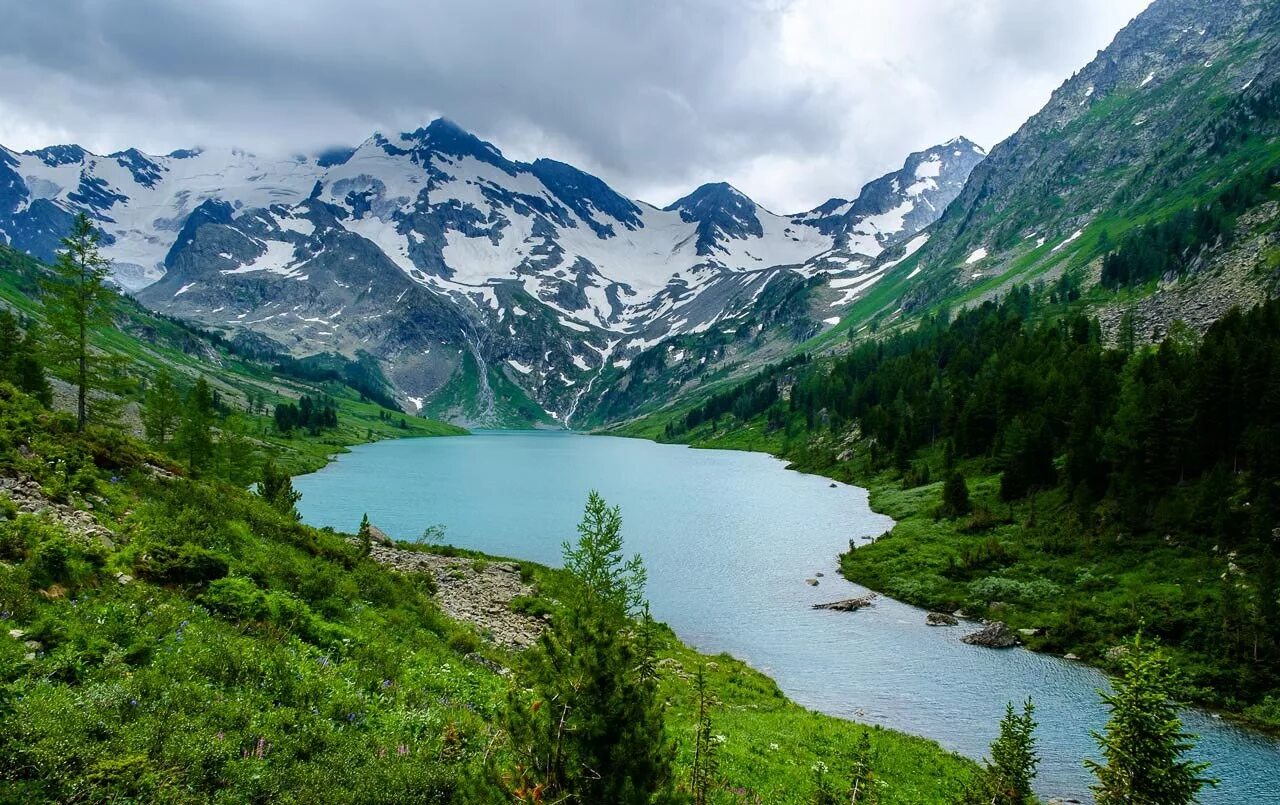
650 285 1280 726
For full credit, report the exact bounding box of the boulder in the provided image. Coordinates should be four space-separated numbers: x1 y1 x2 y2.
961 621 1020 648
805 578 819 586
365 524 394 546
813 593 877 612
926 611 959 626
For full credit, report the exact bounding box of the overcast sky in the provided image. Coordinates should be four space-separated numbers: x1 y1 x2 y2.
0 0 1151 213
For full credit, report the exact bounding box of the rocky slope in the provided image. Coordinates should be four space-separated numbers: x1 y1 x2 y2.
0 123 982 425
830 0 1280 336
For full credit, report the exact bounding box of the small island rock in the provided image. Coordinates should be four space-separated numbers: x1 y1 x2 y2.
926 611 959 626
812 593 877 612
961 620 1020 648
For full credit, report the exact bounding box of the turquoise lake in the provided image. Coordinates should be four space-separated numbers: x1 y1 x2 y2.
294 430 1280 803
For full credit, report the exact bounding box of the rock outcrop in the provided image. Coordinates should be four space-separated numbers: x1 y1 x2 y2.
0 474 116 549
367 544 546 650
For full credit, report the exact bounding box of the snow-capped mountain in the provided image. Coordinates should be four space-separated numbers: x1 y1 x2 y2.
0 120 983 425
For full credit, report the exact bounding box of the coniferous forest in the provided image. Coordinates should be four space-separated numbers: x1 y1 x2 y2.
664 287 1280 720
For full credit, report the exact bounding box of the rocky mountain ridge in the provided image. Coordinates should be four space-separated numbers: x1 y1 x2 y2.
0 121 983 425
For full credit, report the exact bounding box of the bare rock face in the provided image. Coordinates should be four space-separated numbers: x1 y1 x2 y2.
812 593 877 612
961 620 1020 649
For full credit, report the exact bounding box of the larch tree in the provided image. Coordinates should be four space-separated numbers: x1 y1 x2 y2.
143 368 183 446
41 213 120 430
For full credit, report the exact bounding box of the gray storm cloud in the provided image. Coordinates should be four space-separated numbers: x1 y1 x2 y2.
0 0 1150 212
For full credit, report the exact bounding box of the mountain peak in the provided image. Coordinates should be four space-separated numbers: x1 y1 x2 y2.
665 182 762 255
938 136 985 155
667 181 753 210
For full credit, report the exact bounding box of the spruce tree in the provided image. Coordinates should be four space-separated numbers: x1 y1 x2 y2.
500 491 672 804
939 471 972 519
357 513 373 555
0 310 19 377
41 212 120 430
258 458 302 520
1087 634 1215 804
962 699 1038 805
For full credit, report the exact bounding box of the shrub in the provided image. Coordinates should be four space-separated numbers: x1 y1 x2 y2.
136 542 229 585
967 575 1061 607
28 535 71 587
201 576 268 622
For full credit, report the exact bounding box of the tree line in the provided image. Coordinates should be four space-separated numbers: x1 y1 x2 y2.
1100 161 1280 289
273 394 338 435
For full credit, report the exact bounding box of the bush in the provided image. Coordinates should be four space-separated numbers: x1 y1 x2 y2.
967 575 1061 607
201 576 268 622
961 506 1003 533
136 542 229 585
28 535 71 587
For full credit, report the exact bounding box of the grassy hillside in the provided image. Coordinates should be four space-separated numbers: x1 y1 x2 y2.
0 244 464 474
0 383 976 802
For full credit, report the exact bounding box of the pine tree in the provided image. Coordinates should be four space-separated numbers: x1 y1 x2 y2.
41 212 120 430
143 368 183 446
500 492 672 804
258 458 302 520
0 312 52 405
0 310 19 378
175 377 216 475
1087 634 1215 804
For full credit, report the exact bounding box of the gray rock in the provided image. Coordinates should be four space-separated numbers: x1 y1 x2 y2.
364 523 394 546
812 593 877 612
961 621 1020 649
926 611 958 626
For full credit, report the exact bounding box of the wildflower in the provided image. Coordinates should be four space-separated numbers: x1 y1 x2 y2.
396 744 409 756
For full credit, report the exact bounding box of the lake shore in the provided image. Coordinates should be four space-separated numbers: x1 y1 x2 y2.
603 419 1280 741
